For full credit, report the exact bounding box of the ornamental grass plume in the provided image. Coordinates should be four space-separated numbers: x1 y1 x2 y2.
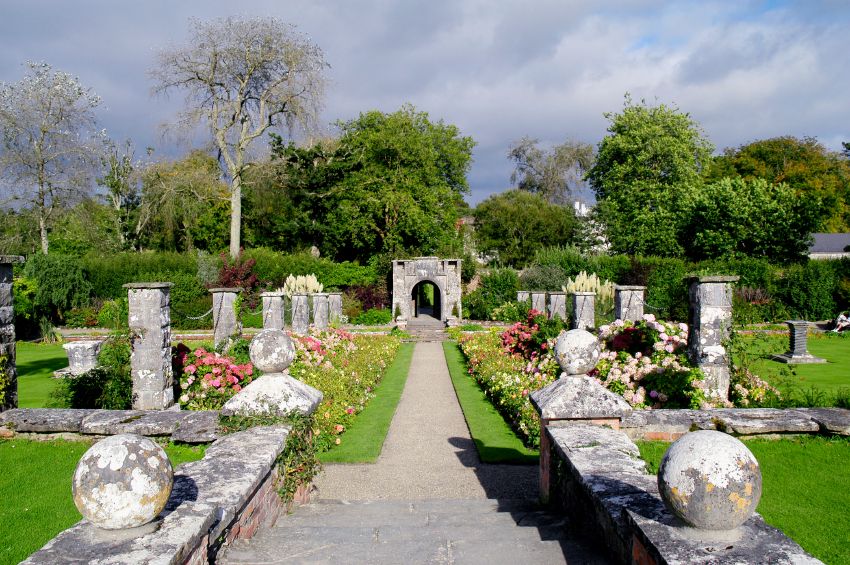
280 274 324 297
562 270 614 302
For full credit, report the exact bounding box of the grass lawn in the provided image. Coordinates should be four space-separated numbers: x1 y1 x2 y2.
637 435 850 565
318 342 415 463
0 439 206 565
736 332 850 400
15 342 67 408
443 341 538 465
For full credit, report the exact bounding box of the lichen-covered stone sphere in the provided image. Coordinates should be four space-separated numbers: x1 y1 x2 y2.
554 329 599 375
72 434 173 530
658 430 761 530
249 329 295 373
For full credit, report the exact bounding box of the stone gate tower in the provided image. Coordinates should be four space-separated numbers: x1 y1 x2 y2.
392 257 462 326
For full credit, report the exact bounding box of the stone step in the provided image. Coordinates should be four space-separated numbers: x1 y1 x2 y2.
219 499 604 564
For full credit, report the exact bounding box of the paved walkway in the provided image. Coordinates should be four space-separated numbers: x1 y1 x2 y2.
314 341 535 500
220 342 604 564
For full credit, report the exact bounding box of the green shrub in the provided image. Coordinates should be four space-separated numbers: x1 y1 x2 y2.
519 264 567 291
531 245 591 278
352 308 392 325
63 307 99 328
81 251 197 299
97 299 128 329
242 248 376 289
463 268 520 320
589 254 632 283
621 256 691 322
22 254 93 321
778 261 837 320
50 336 133 409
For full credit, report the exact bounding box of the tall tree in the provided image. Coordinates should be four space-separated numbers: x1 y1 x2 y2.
151 16 328 258
587 96 714 256
0 62 104 254
508 136 594 204
473 190 579 267
98 140 145 250
705 136 850 232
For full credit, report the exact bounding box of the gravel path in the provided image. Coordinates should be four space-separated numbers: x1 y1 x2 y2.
314 341 536 500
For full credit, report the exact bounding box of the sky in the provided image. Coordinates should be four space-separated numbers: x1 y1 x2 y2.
1 0 849 205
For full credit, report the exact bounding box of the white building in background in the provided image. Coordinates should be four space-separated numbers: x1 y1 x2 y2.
808 233 850 260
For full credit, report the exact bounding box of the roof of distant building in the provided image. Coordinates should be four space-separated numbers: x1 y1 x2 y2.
809 233 850 254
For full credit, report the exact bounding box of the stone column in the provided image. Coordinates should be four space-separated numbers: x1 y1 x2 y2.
261 292 286 331
0 256 24 412
614 285 645 322
210 288 242 350
772 321 827 364
517 291 530 303
328 293 343 324
531 291 547 315
291 294 309 335
687 276 738 402
124 283 174 410
571 292 596 330
312 293 329 329
548 292 567 321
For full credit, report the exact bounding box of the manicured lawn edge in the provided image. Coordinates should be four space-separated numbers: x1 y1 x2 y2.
637 436 850 565
442 341 538 465
318 342 415 463
0 439 206 564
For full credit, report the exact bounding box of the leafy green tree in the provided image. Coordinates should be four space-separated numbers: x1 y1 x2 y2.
473 190 579 267
705 136 850 232
683 177 823 263
508 136 594 204
137 151 229 251
587 96 714 257
259 105 475 263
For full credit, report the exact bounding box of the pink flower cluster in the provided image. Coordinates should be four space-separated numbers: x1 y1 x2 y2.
294 328 357 368
174 345 254 410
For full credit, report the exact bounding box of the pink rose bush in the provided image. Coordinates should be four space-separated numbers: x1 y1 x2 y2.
290 329 400 452
173 344 254 410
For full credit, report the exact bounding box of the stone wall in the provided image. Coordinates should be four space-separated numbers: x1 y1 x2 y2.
0 256 24 412
546 424 822 564
391 257 462 324
3 409 300 564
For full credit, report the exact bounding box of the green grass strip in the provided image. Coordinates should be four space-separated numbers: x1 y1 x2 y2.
0 439 206 564
16 342 67 408
318 342 415 463
637 436 850 565
442 341 538 465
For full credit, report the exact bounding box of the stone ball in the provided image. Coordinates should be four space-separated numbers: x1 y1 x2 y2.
249 328 295 373
554 329 600 375
658 430 762 531
72 434 173 530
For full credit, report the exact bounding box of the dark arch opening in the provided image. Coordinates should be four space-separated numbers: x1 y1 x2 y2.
411 280 442 321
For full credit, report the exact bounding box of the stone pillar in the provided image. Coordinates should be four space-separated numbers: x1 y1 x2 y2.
0 256 24 412
614 285 645 322
328 293 343 324
517 290 530 303
571 292 596 330
291 294 309 335
210 288 242 350
772 321 827 364
124 283 174 410
261 292 285 331
687 276 738 402
312 293 329 329
548 292 567 321
531 292 547 315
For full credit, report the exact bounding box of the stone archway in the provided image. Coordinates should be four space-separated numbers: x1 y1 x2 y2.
410 279 442 320
392 257 462 326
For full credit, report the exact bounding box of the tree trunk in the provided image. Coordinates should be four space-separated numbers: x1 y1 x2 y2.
39 213 49 255
229 174 242 259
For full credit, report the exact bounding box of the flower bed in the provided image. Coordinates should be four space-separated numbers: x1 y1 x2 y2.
172 330 401 452
457 313 774 447
289 329 400 452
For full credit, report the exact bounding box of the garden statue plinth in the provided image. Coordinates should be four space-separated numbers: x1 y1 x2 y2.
221 329 322 417
261 292 286 330
210 287 242 349
54 339 104 378
772 321 826 364
530 328 631 502
658 430 761 539
614 285 646 321
72 434 173 531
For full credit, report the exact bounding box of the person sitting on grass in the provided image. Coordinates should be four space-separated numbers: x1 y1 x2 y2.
834 311 850 332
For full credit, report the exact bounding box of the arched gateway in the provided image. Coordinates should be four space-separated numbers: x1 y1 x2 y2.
392 257 462 326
